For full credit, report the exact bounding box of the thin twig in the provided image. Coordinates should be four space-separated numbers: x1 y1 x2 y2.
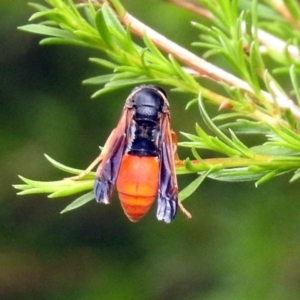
258 30 300 60
166 0 300 117
168 0 300 61
120 12 300 118
240 22 300 61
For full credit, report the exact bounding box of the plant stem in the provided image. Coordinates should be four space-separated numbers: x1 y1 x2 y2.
118 12 300 119
175 155 300 173
166 0 300 117
168 0 300 61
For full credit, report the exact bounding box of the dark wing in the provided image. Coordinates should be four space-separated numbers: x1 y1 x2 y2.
156 113 178 223
94 108 133 204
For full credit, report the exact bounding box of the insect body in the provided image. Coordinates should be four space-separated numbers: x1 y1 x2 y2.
94 85 181 223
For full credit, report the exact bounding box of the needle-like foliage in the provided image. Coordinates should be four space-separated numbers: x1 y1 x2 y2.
14 0 300 213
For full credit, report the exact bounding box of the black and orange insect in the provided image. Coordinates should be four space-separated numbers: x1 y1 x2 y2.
85 85 190 223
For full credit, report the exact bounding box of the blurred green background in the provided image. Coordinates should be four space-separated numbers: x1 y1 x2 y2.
2 1 300 299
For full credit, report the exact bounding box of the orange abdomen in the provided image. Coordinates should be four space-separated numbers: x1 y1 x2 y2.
116 154 159 222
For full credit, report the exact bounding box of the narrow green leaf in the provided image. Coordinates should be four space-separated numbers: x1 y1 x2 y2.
72 30 103 45
12 184 32 191
290 64 300 106
40 37 90 47
49 180 94 198
185 98 198 110
198 96 243 156
106 50 128 65
101 3 126 35
89 57 118 69
249 41 264 92
118 26 139 56
143 33 170 65
91 86 125 98
228 129 253 157
263 71 281 114
208 136 241 156
114 66 140 73
18 24 75 38
203 48 224 60
17 175 72 188
82 2 98 26
184 158 211 173
178 142 202 148
143 62 175 76
220 119 270 134
191 21 210 32
111 72 140 81
273 124 300 150
60 191 95 213
290 168 300 182
284 108 297 128
168 54 195 85
178 171 210 202
28 2 49 12
83 74 114 85
17 187 58 195
29 10 56 22
44 154 95 178
194 123 241 156
194 123 211 143
176 165 194 175
251 145 298 156
255 169 278 186
180 131 203 142
192 42 220 49
95 9 115 49
213 26 233 53
191 147 203 162
269 156 300 163
265 141 300 152
105 77 156 88
239 0 282 20
208 167 267 182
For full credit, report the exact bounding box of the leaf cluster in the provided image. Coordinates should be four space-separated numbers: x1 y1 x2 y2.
14 0 300 212
20 0 200 96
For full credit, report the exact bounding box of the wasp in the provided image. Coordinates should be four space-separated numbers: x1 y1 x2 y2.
79 85 191 223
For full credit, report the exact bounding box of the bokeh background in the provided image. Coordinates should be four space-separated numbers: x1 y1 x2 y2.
2 1 300 299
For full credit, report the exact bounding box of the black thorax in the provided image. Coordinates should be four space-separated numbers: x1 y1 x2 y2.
127 89 164 157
